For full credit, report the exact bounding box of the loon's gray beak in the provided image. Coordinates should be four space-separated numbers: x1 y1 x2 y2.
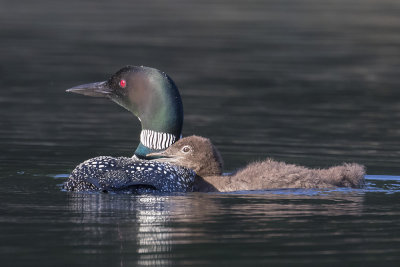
66 81 112 97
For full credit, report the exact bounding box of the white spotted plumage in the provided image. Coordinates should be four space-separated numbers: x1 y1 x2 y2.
64 155 195 193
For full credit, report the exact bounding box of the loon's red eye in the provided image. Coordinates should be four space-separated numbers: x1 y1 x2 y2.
119 79 126 88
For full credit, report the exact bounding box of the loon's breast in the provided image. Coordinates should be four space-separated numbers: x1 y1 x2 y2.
63 156 196 193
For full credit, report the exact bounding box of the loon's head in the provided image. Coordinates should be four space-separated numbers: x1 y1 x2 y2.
67 66 183 159
148 135 224 177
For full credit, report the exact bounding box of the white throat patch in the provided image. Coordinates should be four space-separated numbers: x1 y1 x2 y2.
140 129 177 150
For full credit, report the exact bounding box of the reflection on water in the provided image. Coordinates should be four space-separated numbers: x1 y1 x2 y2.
60 186 399 266
1 173 400 266
68 194 175 266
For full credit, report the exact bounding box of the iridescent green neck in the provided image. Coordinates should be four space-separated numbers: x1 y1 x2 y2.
132 69 183 159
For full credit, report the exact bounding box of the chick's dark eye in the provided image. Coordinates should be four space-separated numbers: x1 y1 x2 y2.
119 79 126 88
182 146 191 153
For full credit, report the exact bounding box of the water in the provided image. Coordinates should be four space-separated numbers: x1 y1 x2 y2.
1 0 400 266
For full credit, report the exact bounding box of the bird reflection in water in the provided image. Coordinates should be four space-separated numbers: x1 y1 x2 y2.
66 193 176 266
66 190 366 265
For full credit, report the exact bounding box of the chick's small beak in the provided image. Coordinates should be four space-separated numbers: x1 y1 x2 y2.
146 151 170 158
147 151 181 163
66 81 112 97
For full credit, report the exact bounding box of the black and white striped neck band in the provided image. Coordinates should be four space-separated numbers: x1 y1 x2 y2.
140 129 177 150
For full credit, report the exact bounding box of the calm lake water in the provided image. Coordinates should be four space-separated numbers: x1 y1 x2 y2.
1 0 400 266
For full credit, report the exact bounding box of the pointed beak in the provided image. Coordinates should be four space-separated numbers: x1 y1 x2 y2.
146 151 176 162
146 151 169 158
66 81 112 97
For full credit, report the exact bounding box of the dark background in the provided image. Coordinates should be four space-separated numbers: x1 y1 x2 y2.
1 0 400 174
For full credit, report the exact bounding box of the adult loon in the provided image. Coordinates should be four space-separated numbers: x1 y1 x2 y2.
63 66 192 193
148 136 366 192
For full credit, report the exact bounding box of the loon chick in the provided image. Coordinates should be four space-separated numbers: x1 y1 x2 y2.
64 66 186 192
148 136 366 192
